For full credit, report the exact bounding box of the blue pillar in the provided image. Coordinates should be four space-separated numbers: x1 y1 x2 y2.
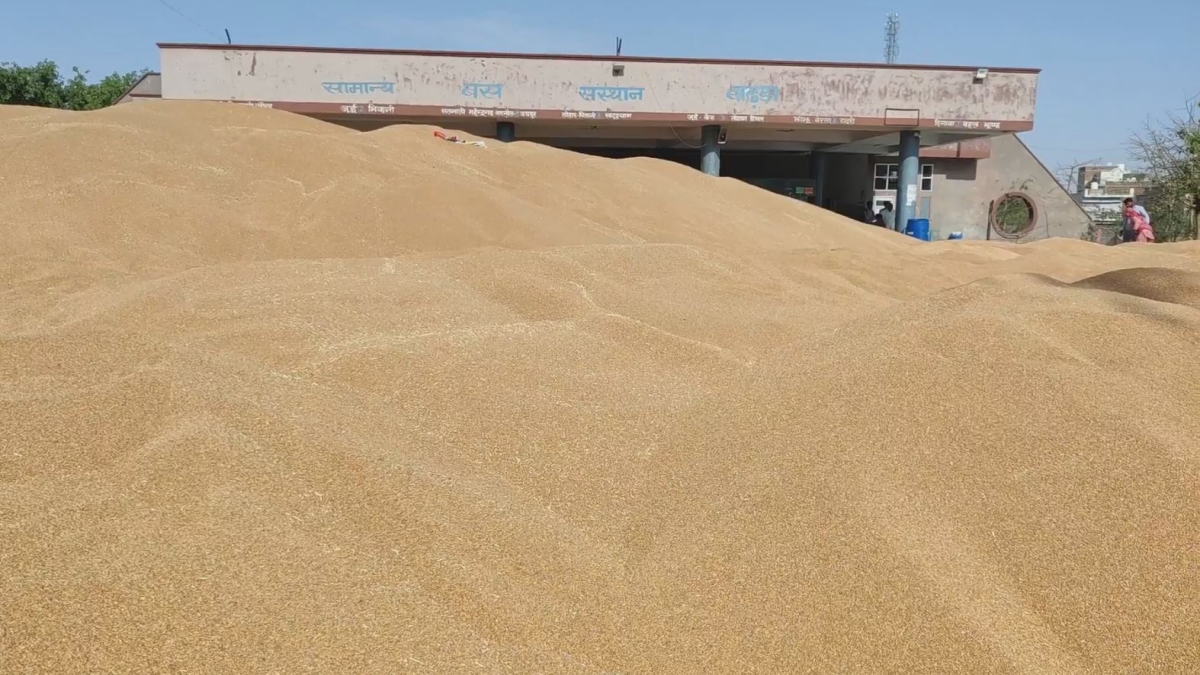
809 151 827 206
895 130 921 233
700 125 721 176
496 121 515 142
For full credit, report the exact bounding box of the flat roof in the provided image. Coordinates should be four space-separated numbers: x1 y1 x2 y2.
157 43 1041 75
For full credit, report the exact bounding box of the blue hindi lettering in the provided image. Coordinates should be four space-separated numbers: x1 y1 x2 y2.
321 81 395 95
726 85 781 104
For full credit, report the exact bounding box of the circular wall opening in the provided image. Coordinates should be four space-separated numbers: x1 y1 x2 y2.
990 192 1038 239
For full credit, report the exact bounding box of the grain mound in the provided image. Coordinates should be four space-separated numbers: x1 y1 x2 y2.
2 101 1198 674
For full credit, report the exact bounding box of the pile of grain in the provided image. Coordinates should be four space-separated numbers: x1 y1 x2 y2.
2 101 1198 673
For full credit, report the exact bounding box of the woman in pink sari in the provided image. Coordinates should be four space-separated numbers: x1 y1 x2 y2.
1124 204 1156 243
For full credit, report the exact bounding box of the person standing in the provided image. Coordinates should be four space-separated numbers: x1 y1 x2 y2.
1124 201 1156 243
880 201 896 231
1122 198 1151 243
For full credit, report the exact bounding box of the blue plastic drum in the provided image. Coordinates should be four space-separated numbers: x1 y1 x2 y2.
905 218 931 241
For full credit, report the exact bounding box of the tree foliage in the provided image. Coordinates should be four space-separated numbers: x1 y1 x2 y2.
0 60 148 111
1130 104 1200 241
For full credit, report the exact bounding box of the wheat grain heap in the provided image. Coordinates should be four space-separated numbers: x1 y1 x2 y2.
2 101 1199 673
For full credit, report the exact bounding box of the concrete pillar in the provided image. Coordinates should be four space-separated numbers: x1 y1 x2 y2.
895 130 921 233
496 121 515 142
809 151 827 206
700 125 721 176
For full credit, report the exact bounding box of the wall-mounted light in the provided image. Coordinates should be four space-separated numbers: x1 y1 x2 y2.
974 68 988 81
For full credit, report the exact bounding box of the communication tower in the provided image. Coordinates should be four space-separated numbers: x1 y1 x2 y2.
885 14 900 64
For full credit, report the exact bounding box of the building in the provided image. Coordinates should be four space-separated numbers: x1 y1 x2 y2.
115 71 162 105
134 43 1090 241
1073 163 1151 226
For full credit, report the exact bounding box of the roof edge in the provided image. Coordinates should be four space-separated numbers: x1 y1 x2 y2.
113 71 161 104
1012 133 1094 225
155 43 1042 74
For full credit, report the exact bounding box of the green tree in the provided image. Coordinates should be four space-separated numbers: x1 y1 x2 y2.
0 60 148 110
1130 104 1200 241
0 60 66 108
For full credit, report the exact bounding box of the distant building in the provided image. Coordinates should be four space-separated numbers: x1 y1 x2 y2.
1073 163 1151 225
124 43 1093 241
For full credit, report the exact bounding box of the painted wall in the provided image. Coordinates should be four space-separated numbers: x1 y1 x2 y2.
926 135 1091 241
159 46 1038 131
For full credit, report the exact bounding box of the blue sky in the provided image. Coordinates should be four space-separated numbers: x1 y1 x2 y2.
6 0 1198 171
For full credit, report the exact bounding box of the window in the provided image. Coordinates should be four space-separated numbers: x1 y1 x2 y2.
873 163 935 192
921 163 934 191
874 163 898 191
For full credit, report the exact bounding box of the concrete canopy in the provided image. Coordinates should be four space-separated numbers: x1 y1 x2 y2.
157 44 1038 151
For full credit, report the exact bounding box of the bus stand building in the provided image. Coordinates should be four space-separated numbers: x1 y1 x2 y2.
128 43 1091 241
